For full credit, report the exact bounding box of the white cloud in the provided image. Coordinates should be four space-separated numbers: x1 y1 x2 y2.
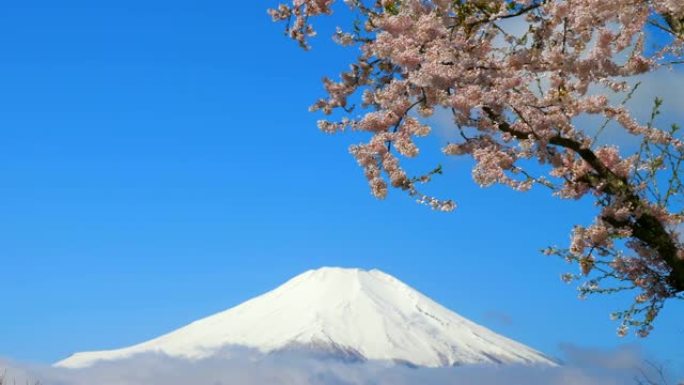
622 68 684 123
0 345 679 385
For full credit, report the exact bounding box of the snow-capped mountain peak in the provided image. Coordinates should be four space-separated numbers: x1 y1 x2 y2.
56 267 556 368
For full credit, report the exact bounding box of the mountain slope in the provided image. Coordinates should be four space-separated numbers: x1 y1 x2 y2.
56 267 556 368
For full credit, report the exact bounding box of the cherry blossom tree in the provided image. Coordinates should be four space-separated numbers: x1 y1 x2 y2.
269 0 684 337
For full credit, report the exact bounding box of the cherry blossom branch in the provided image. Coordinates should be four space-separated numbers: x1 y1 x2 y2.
270 0 684 336
484 106 684 292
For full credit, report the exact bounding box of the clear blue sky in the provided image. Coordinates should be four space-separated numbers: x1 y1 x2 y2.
1 0 682 375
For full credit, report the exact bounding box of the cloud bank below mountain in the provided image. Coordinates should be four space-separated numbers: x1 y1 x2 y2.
2 344 679 385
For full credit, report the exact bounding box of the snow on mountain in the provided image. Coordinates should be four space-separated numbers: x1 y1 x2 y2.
55 267 557 368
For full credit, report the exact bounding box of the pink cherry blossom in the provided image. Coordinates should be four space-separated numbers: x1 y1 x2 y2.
270 0 684 337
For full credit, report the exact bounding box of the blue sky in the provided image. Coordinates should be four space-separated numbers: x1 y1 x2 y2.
0 0 682 377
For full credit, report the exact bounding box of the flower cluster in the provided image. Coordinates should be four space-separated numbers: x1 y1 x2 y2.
270 0 684 335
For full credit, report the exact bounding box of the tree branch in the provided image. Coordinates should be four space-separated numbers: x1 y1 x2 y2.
483 107 684 292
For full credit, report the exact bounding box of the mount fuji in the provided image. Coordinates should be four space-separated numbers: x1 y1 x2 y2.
56 267 557 368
